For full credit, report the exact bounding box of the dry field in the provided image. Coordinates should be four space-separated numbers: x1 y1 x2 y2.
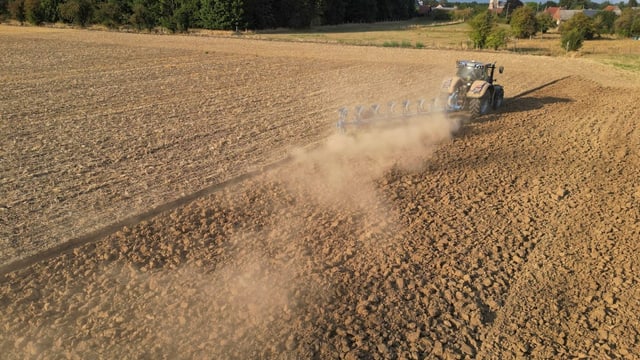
1 25 640 359
240 22 640 65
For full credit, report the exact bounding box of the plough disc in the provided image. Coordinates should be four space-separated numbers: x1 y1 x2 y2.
336 98 444 132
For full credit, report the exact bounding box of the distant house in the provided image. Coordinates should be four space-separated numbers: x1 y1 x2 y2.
559 10 582 25
418 5 432 16
488 0 504 15
603 5 622 16
582 9 599 17
544 6 560 19
433 4 457 11
545 7 600 26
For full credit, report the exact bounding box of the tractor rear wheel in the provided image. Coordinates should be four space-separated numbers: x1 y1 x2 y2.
469 92 491 119
493 88 504 110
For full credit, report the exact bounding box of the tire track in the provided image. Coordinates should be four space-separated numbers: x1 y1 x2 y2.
0 154 294 277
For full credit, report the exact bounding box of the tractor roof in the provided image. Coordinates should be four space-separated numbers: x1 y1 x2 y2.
457 60 493 68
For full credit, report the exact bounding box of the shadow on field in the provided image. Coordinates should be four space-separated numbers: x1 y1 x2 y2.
459 95 573 129
501 96 573 114
507 47 552 55
466 76 575 125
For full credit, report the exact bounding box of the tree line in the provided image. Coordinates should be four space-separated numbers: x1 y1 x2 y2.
2 0 637 46
0 0 418 31
468 0 640 52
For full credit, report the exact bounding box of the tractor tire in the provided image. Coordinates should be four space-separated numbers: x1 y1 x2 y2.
469 92 491 119
493 88 504 110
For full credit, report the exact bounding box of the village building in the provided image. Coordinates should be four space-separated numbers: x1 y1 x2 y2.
544 6 600 26
488 0 505 14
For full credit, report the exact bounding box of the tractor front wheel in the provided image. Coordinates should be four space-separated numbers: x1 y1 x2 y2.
469 92 491 119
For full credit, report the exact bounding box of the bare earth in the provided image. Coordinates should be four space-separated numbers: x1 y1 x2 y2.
1 25 640 359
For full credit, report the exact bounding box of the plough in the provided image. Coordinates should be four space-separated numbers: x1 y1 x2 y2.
336 98 437 132
336 60 505 132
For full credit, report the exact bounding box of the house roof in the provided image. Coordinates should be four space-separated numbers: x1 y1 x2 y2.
434 4 456 10
418 5 431 15
603 5 622 15
583 9 599 17
555 9 598 21
545 6 560 16
558 10 581 21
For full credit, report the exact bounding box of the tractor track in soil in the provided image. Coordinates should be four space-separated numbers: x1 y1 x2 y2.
2 25 640 359
0 154 292 277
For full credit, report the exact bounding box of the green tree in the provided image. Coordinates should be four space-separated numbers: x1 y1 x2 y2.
58 0 93 26
559 0 597 9
452 8 473 21
510 5 537 38
594 10 616 35
536 11 556 33
561 28 583 50
273 0 315 28
524 1 538 11
244 0 275 29
375 0 415 21
129 1 156 30
321 0 345 25
503 0 523 18
376 0 393 20
0 0 8 21
345 0 377 23
174 0 199 31
201 0 244 30
8 0 26 23
629 0 638 8
158 0 178 31
597 1 611 9
614 8 640 37
158 0 199 32
486 27 509 49
469 10 498 48
200 0 222 29
432 9 452 21
94 0 124 28
229 0 243 29
39 0 61 22
24 0 45 24
560 11 596 39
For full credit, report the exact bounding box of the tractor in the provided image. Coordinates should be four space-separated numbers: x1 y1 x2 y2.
335 60 505 132
435 60 504 118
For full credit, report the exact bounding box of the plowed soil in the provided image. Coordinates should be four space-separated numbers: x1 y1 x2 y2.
1 25 640 359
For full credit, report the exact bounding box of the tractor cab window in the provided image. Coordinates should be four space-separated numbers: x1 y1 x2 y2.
456 64 487 82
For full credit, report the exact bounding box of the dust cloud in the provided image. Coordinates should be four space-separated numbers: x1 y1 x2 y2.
187 114 465 357
1 105 464 359
64 246 302 359
287 112 460 210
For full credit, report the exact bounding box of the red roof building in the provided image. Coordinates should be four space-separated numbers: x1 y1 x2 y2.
603 5 622 15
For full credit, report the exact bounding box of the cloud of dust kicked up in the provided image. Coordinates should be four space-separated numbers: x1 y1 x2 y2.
179 113 464 357
1 111 464 360
287 112 461 209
